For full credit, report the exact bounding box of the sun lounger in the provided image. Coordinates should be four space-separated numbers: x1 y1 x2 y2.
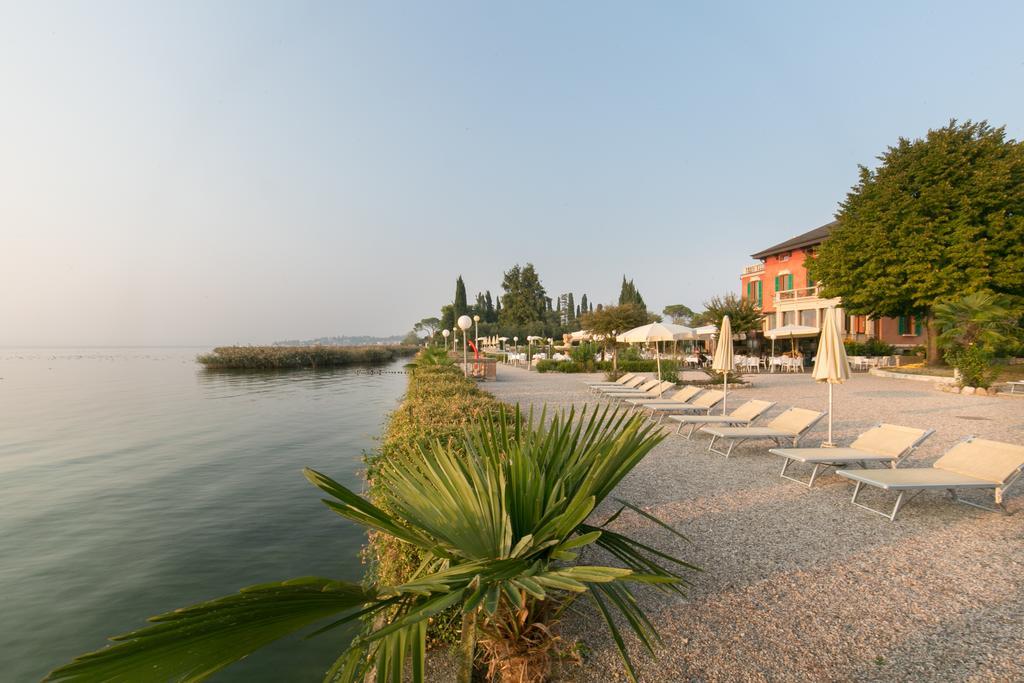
700 407 826 457
668 400 776 438
639 390 724 423
602 381 675 401
836 437 1024 521
591 375 646 393
586 372 638 391
1007 380 1024 394
595 378 660 395
770 423 934 488
623 385 702 409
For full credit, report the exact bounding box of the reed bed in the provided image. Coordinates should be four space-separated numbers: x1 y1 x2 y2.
196 344 417 369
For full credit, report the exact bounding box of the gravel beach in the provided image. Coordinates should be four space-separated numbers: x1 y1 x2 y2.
483 367 1024 682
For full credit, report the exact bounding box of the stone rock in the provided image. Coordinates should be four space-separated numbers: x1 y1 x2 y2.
961 386 975 395
949 386 961 394
976 387 988 396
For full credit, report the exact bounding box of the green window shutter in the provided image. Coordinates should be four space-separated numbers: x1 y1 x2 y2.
898 316 906 335
747 281 752 300
788 274 794 290
757 281 763 307
914 318 922 336
774 275 779 291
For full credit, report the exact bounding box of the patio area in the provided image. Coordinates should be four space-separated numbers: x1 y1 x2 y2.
485 368 1024 681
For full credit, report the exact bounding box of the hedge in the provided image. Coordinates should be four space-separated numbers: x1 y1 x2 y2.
364 357 504 643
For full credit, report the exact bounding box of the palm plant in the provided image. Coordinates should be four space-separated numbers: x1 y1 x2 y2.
934 290 1021 351
48 406 695 683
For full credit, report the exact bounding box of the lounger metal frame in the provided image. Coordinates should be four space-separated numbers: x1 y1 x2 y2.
706 410 826 457
778 425 935 488
673 401 776 439
845 436 1024 521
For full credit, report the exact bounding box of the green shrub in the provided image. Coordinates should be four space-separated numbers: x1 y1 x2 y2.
946 345 999 388
535 360 585 373
844 339 894 357
365 358 505 645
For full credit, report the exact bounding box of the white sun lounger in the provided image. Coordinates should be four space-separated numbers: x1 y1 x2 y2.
668 400 777 438
586 372 639 391
602 380 675 401
640 390 724 424
770 423 935 488
700 407 827 457
837 437 1024 521
595 378 659 394
591 375 646 393
624 385 702 410
1007 380 1024 394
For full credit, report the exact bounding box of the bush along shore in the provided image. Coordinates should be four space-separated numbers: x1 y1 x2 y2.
364 347 504 645
196 344 417 369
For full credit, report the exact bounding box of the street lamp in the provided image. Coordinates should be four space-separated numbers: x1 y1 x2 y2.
442 329 450 350
473 314 480 352
457 315 473 375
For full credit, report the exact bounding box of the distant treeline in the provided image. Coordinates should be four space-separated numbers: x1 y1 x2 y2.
197 345 417 369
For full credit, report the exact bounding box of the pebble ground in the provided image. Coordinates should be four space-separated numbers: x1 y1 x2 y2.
481 367 1024 682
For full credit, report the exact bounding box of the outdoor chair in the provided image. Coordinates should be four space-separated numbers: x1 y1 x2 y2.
837 437 1024 521
770 423 935 488
700 407 827 457
668 399 777 438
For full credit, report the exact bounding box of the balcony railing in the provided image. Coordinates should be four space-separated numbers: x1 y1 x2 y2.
742 263 765 275
775 285 820 302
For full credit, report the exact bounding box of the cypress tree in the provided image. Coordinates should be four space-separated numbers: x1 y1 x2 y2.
454 276 468 318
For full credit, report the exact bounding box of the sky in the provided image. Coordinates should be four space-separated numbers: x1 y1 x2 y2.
2 1 1022 346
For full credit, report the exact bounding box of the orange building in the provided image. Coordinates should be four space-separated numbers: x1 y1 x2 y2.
740 222 927 349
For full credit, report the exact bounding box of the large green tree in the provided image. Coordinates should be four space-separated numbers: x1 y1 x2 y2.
808 120 1024 363
693 294 762 332
454 276 469 319
618 277 646 309
663 304 696 325
499 263 548 327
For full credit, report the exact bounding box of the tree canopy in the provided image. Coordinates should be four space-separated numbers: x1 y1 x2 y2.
809 120 1024 336
693 293 762 333
453 276 468 318
662 304 695 325
579 304 656 338
499 263 549 327
618 277 646 309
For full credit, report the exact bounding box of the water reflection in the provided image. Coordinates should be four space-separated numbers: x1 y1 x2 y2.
0 349 408 682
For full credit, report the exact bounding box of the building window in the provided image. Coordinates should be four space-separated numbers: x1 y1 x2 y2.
779 251 791 262
897 316 923 336
800 310 816 327
773 274 794 292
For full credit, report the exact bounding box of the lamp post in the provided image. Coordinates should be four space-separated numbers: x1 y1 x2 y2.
473 315 480 352
513 336 518 365
611 330 617 372
442 329 450 350
457 315 473 376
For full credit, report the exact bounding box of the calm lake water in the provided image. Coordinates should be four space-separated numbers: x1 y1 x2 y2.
0 348 409 682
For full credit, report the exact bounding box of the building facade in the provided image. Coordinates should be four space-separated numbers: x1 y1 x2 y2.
740 222 927 349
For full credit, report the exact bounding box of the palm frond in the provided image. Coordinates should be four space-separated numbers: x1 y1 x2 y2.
46 578 377 682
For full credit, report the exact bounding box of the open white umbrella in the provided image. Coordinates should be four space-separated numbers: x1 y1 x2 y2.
812 308 850 447
617 322 696 392
767 323 819 371
711 315 735 414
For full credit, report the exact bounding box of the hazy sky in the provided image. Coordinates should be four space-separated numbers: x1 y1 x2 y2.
2 1 1022 346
